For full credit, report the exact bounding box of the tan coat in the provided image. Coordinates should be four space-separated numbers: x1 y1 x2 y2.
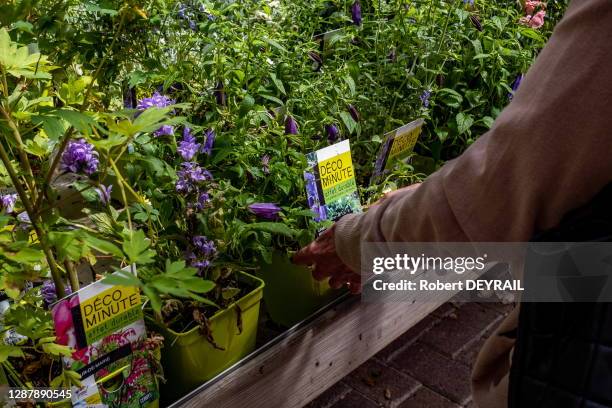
333 0 612 406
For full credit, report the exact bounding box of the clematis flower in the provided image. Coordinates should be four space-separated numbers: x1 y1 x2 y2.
137 92 175 110
351 1 362 26
192 236 217 256
325 124 340 143
248 203 282 220
154 124 175 137
176 162 212 194
178 127 200 160
347 104 361 122
420 89 431 108
95 184 113 205
60 139 99 175
201 128 216 155
41 280 72 307
285 116 298 134
0 193 17 213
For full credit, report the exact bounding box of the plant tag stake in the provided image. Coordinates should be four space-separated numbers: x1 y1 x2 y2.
304 140 362 232
370 118 424 185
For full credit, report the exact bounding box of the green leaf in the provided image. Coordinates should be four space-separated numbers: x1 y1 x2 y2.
122 230 156 264
82 233 123 258
102 269 142 287
13 247 44 263
41 342 73 357
456 112 474 135
344 75 356 96
339 111 357 134
262 37 288 53
0 345 24 362
247 222 295 238
269 73 286 95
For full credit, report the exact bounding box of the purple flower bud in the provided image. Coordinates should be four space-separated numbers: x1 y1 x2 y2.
0 194 18 213
285 116 298 134
388 48 397 62
248 203 282 220
60 138 99 175
154 124 175 137
325 124 340 142
201 128 216 155
124 87 137 109
347 104 361 122
214 81 226 106
95 184 113 205
178 127 200 161
308 51 323 65
420 89 431 108
351 1 362 26
508 74 524 100
137 92 175 110
469 14 482 31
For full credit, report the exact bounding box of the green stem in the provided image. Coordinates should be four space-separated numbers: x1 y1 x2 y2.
109 158 132 231
0 139 65 297
0 108 38 201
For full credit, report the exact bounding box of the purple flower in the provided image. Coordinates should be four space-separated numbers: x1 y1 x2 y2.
137 92 175 110
154 124 175 137
192 236 217 257
464 0 475 5
60 138 99 175
347 104 361 122
214 81 226 106
261 154 270 174
95 184 113 205
508 74 524 100
178 127 200 160
325 124 340 143
420 89 431 108
248 203 282 220
351 1 362 26
201 128 216 155
285 116 298 134
0 194 17 213
176 162 212 194
41 279 72 306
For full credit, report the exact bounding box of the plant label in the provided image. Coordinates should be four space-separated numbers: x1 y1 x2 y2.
304 139 362 227
371 118 424 183
51 273 159 407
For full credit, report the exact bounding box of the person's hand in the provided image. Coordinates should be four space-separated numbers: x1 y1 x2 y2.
292 224 361 294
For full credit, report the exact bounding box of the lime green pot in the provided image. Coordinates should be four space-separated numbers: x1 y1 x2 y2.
257 250 343 327
159 271 264 400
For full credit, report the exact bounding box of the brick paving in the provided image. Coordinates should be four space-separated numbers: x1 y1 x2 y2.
305 301 513 408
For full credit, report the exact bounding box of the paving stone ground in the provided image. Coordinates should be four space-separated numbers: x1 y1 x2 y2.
305 301 513 408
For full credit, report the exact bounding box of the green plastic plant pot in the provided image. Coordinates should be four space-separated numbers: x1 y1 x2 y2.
257 250 344 327
158 271 264 401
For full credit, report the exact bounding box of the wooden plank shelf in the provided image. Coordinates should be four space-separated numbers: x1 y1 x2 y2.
168 268 483 408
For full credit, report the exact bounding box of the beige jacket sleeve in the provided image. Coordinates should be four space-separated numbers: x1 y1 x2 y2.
335 0 612 272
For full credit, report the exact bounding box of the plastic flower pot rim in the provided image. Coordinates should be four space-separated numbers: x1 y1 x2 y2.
162 271 264 339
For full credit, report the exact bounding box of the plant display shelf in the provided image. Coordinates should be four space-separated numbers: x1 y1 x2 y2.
168 267 487 408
